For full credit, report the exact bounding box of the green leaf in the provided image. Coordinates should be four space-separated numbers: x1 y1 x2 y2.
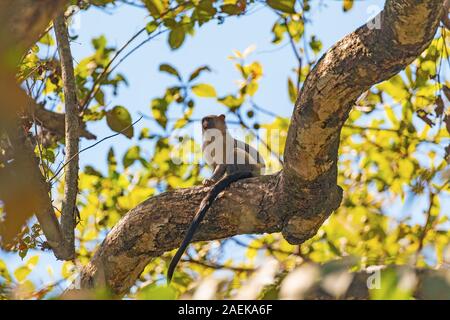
146 21 158 34
84 165 103 177
92 35 107 50
309 36 322 54
192 83 216 98
377 75 408 102
61 261 73 279
144 0 167 17
220 4 243 15
123 146 141 169
271 22 287 44
193 0 217 23
39 33 55 46
0 259 11 282
139 127 152 140
385 106 399 126
151 98 169 129
218 95 243 109
159 63 181 80
106 106 134 139
266 0 296 14
370 268 414 300
188 66 211 82
168 27 186 50
94 89 105 106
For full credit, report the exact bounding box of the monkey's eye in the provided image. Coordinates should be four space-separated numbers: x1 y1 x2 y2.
202 120 208 129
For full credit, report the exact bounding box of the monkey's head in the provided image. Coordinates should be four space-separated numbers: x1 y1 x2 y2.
201 114 227 133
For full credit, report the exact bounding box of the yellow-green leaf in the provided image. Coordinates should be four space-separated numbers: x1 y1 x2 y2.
61 261 74 279
106 106 134 139
192 83 217 98
123 146 141 168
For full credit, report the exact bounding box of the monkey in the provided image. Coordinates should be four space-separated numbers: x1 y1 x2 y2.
167 114 265 284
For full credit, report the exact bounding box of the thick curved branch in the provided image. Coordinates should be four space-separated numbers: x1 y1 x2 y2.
284 0 443 180
280 0 444 243
78 0 444 295
23 103 96 141
80 174 281 294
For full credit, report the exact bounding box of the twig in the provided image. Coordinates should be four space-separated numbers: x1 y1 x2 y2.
181 256 255 273
343 124 399 133
283 16 303 92
416 193 436 264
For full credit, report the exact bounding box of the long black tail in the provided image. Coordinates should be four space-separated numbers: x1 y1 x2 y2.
166 171 253 284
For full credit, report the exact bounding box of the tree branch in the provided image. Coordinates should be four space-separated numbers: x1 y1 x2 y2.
73 0 444 295
23 103 96 141
80 174 281 294
280 0 444 243
54 13 79 260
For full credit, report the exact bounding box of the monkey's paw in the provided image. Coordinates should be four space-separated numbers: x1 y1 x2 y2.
202 179 215 186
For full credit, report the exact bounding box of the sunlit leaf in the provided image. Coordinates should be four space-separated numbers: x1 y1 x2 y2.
106 105 134 139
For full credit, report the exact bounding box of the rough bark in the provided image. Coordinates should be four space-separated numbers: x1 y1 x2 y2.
0 0 67 54
80 174 281 292
77 0 445 296
442 0 450 29
54 13 80 260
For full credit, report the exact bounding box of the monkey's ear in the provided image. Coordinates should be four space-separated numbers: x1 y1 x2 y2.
219 114 226 120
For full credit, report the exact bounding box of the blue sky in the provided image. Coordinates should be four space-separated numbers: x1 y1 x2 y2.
71 0 385 170
5 0 449 295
